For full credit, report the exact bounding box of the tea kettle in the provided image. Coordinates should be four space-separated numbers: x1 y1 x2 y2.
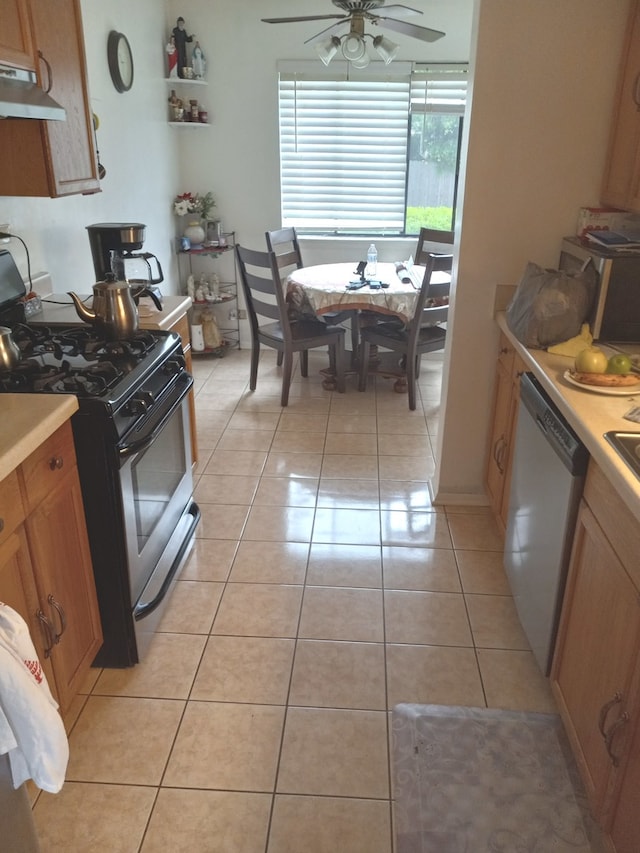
68 275 139 340
0 326 20 370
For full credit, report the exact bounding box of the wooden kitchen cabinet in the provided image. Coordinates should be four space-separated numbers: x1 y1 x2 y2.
551 462 640 850
0 0 35 70
485 333 527 533
601 0 640 211
0 421 103 717
0 0 99 197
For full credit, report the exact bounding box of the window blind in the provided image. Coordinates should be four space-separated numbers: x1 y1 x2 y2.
277 61 468 235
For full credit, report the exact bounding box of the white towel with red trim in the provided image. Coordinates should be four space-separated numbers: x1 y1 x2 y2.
0 602 68 792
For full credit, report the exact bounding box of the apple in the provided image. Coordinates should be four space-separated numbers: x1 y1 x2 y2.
574 346 608 374
606 353 633 375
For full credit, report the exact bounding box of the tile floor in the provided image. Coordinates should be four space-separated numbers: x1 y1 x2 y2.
32 347 557 852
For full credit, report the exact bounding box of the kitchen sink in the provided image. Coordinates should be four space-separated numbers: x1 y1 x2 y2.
604 432 640 479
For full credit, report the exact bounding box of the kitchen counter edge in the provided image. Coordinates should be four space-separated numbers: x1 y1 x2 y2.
0 395 79 482
496 312 640 523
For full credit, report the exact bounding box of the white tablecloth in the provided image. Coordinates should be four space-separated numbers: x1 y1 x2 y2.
287 262 425 325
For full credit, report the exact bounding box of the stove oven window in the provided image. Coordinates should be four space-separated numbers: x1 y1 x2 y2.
130 410 187 551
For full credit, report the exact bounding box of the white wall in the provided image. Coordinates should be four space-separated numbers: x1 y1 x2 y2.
0 0 180 293
432 0 629 503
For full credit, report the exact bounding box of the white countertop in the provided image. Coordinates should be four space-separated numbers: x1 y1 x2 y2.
497 313 640 522
0 395 78 482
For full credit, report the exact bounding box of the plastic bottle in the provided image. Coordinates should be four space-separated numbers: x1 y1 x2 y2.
367 243 378 277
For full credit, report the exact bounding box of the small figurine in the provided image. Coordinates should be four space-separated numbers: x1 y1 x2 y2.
172 17 195 79
186 274 195 300
192 41 206 79
166 35 178 78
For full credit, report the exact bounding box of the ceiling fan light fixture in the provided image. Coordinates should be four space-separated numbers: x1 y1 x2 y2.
350 49 371 69
316 35 341 66
341 33 366 62
373 34 399 64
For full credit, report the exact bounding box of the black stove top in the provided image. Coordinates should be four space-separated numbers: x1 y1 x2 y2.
0 318 186 443
0 323 160 398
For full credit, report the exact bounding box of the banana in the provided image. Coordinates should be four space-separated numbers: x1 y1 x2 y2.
570 370 640 388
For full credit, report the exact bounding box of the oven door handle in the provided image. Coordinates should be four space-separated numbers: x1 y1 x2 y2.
133 501 201 621
117 372 193 462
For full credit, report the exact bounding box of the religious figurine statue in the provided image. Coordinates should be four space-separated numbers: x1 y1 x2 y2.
191 41 206 79
166 35 178 78
172 17 195 79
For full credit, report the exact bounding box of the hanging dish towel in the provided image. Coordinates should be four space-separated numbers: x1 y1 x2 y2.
0 603 68 793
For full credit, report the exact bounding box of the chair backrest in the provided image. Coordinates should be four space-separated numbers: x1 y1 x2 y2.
410 251 454 333
265 227 303 274
235 244 293 342
415 227 455 266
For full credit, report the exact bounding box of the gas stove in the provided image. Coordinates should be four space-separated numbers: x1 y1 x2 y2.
0 248 199 668
0 320 186 443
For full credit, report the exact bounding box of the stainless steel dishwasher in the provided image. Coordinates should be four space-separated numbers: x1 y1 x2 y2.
504 372 589 675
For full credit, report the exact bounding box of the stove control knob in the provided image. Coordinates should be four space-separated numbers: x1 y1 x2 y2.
164 355 185 375
126 391 154 416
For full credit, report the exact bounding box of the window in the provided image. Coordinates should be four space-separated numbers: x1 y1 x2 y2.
277 61 467 236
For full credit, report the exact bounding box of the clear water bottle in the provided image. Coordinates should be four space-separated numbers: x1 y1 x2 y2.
367 243 378 277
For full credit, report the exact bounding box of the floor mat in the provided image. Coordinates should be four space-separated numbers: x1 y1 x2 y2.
392 703 607 853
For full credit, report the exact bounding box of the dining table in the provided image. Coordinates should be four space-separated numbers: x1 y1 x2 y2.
286 261 426 326
286 260 450 392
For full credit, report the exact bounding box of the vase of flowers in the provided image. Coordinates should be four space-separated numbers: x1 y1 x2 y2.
173 191 216 247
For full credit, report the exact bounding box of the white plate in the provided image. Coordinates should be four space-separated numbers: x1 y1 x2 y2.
563 370 640 396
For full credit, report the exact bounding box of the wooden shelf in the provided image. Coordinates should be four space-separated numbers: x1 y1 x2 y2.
169 121 210 128
164 78 207 85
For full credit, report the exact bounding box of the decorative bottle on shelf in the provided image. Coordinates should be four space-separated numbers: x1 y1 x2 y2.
367 243 378 277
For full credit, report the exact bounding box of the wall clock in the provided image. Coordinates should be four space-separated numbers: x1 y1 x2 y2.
107 31 134 93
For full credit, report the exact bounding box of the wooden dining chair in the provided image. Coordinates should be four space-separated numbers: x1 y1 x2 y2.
236 244 346 406
357 252 453 410
415 227 455 265
265 226 358 358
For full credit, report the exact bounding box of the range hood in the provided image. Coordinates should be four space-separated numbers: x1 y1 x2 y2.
0 64 65 121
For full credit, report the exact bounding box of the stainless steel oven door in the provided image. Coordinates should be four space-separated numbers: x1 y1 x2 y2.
118 373 199 656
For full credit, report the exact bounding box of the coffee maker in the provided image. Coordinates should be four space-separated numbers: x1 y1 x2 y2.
86 222 164 307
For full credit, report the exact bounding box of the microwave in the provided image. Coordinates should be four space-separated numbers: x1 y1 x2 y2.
559 236 640 343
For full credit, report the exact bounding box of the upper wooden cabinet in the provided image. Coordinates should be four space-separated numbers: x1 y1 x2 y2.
601 0 640 211
0 0 35 70
0 0 100 197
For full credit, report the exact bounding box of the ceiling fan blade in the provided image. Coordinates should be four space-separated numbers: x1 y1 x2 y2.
377 4 423 17
304 20 350 45
262 14 345 24
376 16 445 42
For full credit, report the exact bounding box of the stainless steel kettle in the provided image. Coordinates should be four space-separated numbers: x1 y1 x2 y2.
68 275 139 340
0 326 20 370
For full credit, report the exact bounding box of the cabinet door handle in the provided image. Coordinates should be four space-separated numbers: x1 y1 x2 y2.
48 595 67 644
598 691 623 738
604 712 629 767
49 456 64 471
37 609 56 658
494 436 507 473
37 50 55 95
634 72 640 111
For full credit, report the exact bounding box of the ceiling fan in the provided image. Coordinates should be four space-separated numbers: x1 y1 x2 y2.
262 1 445 67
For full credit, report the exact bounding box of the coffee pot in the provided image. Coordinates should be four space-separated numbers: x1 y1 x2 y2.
68 275 139 340
109 250 163 309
